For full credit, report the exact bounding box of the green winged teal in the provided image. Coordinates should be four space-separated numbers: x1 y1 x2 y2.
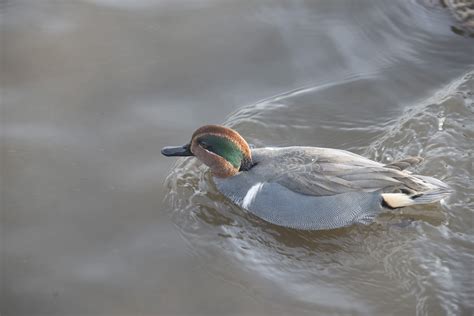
162 125 452 230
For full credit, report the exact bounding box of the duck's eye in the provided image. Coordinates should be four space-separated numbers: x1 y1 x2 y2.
199 141 212 150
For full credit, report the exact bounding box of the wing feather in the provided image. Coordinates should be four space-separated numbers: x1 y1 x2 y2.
251 147 427 196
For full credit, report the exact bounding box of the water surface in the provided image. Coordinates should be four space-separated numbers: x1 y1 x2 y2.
2 0 474 315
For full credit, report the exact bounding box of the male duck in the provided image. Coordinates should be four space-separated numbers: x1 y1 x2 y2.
162 125 452 230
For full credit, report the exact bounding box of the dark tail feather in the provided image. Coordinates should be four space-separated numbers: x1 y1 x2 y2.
410 188 452 205
382 175 452 208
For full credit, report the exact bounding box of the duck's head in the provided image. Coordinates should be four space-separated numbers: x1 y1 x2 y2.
161 125 253 178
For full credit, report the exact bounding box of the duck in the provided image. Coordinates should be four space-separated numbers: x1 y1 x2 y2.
162 125 452 230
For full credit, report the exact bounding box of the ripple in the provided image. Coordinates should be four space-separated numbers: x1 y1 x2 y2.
163 71 473 312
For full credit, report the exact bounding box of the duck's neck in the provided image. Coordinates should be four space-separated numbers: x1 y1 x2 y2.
239 155 255 172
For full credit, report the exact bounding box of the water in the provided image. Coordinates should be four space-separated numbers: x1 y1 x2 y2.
2 1 474 315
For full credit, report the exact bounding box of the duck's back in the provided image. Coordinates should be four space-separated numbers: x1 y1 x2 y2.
213 147 451 230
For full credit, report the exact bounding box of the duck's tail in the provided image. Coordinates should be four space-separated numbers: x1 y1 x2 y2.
381 175 452 208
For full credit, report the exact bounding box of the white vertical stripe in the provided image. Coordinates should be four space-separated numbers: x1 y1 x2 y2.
242 182 264 209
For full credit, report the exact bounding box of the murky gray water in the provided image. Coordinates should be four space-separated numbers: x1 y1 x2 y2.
2 0 474 315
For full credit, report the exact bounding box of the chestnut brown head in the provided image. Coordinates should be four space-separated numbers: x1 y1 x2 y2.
161 125 252 178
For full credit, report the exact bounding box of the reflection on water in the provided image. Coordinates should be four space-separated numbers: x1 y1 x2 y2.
3 0 474 315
